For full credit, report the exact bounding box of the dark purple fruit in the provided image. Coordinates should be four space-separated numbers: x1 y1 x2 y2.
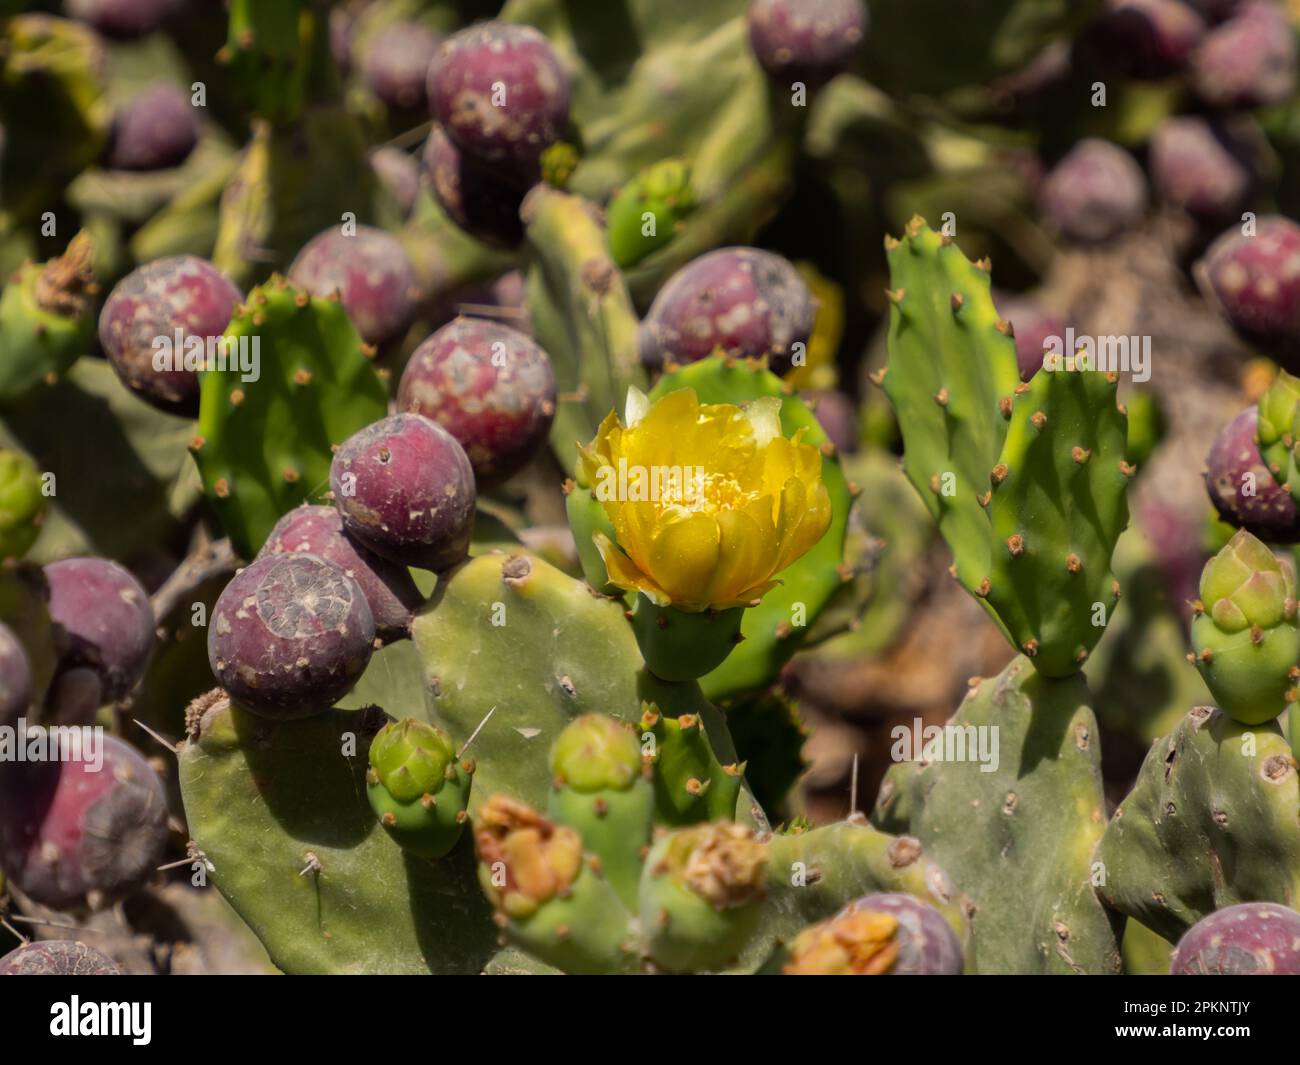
995 293 1065 382
287 226 418 350
1038 138 1148 243
747 0 868 90
1195 216 1300 361
802 390 858 454
1086 0 1205 80
363 22 443 113
422 125 526 248
1149 115 1260 219
397 317 556 485
104 83 198 172
259 505 423 641
0 620 32 729
1205 407 1300 541
98 254 242 414
208 553 375 718
0 940 121 975
64 0 178 39
638 247 816 372
841 893 965 975
45 558 154 703
1191 0 1297 109
331 414 476 571
1172 902 1300 974
426 22 569 185
0 735 167 911
370 146 421 219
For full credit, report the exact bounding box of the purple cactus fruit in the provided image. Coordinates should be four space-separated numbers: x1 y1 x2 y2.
362 22 444 114
45 558 154 703
1191 0 1297 110
802 390 858 454
638 247 816 373
104 83 198 172
0 621 32 729
422 125 526 248
426 22 570 186
208 553 374 718
330 414 476 572
1149 115 1261 219
371 146 421 219
98 254 242 414
1204 407 1300 541
1038 138 1148 244
1195 216 1300 361
63 0 178 39
397 317 556 485
259 505 423 641
287 226 418 351
841 893 965 975
1086 0 1206 80
1172 902 1300 974
0 940 122 975
0 735 167 911
995 293 1065 382
747 0 868 90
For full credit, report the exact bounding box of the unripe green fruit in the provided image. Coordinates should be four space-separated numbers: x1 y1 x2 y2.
0 449 45 561
607 158 694 268
367 719 473 860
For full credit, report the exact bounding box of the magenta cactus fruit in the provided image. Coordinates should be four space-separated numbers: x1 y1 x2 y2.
208 553 375 718
747 0 868 90
287 226 418 350
1191 0 1297 109
396 317 556 485
638 247 816 373
995 293 1065 382
787 892 965 974
45 558 154 702
0 621 32 729
362 22 443 114
104 83 198 172
1148 116 1259 220
426 22 570 186
1196 216 1300 361
330 413 476 572
64 0 178 39
422 125 526 248
803 390 858 454
370 147 421 219
1205 407 1300 542
1172 902 1300 974
1038 139 1148 244
259 505 423 641
98 254 242 414
1087 0 1206 80
0 940 122 975
0 735 167 911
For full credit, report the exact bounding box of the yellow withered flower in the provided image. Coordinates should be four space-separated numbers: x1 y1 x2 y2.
578 386 832 612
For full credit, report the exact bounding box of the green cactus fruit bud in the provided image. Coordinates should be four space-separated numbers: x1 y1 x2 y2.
607 158 694 269
639 822 766 972
546 714 652 909
1191 530 1300 724
474 795 634 974
640 703 744 825
782 909 901 975
0 449 45 562
540 142 580 190
1256 369 1300 483
632 595 744 683
367 719 473 860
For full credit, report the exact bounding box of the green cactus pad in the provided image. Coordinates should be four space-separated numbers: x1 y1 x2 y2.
606 158 695 268
640 703 743 826
219 0 310 128
871 654 1122 974
367 719 474 861
191 275 388 559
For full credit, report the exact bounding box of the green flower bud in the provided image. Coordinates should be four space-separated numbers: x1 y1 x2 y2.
367 719 473 860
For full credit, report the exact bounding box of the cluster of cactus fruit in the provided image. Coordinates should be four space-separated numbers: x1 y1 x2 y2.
5 0 1300 980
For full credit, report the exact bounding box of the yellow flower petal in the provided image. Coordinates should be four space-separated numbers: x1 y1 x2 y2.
648 511 721 606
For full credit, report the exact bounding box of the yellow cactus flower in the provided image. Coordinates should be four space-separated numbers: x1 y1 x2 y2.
578 386 832 612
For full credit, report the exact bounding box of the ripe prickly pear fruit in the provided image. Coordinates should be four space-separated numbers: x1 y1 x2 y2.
361 22 443 115
638 247 816 373
422 126 526 249
803 389 858 454
45 558 153 703
287 226 419 351
639 822 767 972
208 553 375 718
366 718 473 861
836 893 964 974
747 0 868 90
1195 217 1300 365
0 735 167 911
475 795 633 974
0 940 122 975
606 158 695 269
330 413 476 572
1191 0 1297 110
259 505 423 642
1149 115 1261 220
104 83 198 172
426 22 570 187
1086 0 1205 80
1038 139 1148 244
98 254 242 414
547 714 652 908
64 0 178 40
1190 529 1300 724
370 147 420 220
0 621 32 729
396 317 556 486
1205 408 1300 541
1172 902 1300 974
0 448 47 562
